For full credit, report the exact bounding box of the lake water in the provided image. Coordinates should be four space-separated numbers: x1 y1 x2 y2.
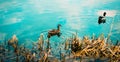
0 0 120 61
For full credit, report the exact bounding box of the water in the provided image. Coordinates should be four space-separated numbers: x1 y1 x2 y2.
0 0 120 61
0 0 120 43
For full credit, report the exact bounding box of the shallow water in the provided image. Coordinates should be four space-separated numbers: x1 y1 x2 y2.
0 0 120 61
0 0 120 44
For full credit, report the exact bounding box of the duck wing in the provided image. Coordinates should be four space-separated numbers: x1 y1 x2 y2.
49 29 56 33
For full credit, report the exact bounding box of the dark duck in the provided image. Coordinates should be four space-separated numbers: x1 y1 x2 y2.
47 24 62 38
98 12 107 24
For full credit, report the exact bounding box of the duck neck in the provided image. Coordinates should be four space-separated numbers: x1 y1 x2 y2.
57 26 60 31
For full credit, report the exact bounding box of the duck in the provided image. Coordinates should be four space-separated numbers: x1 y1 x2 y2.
47 24 62 38
98 12 106 24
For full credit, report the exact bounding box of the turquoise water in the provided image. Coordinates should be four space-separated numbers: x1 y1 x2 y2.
0 0 120 49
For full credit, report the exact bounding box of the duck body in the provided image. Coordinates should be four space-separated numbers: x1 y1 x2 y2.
47 24 61 38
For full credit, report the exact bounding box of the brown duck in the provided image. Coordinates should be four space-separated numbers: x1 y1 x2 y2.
47 24 62 38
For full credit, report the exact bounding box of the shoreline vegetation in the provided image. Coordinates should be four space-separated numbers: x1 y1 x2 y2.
0 33 120 62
